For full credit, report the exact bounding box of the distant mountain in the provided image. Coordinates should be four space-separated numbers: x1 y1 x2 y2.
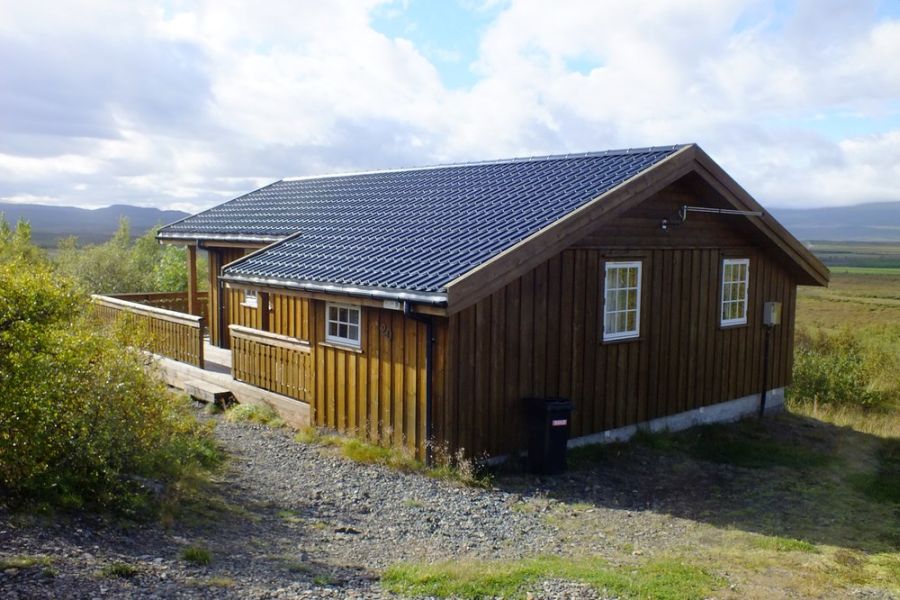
770 201 900 242
0 202 190 247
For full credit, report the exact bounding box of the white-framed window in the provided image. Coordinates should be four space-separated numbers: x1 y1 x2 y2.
603 260 642 341
721 258 750 326
326 302 362 347
242 290 258 308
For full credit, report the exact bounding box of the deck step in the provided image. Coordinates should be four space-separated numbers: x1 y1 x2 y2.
184 379 234 406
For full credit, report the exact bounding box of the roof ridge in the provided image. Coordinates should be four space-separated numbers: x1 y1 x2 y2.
281 144 689 183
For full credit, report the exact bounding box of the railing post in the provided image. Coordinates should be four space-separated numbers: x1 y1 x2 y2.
197 317 205 368
187 245 199 316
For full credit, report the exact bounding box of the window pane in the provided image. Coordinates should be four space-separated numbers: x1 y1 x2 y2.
338 324 348 338
348 324 359 341
605 312 616 334
626 310 636 332
349 309 359 325
329 306 338 321
627 267 637 287
617 311 627 333
328 322 338 336
618 289 628 312
606 289 617 312
626 289 637 311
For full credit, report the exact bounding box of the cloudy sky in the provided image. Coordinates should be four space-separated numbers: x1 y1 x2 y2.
1 0 899 212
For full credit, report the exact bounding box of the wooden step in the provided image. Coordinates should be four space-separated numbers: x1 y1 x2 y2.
184 379 234 406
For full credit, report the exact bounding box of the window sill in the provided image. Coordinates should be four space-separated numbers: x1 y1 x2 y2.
319 341 364 354
602 335 643 345
719 322 749 330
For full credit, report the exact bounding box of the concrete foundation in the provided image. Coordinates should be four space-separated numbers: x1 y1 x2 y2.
568 387 785 449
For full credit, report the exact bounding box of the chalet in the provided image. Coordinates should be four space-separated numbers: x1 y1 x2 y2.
93 144 829 460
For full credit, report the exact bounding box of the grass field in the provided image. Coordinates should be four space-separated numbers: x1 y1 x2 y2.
807 241 900 269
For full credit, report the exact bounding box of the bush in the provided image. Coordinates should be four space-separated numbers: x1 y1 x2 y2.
789 329 892 411
0 259 220 513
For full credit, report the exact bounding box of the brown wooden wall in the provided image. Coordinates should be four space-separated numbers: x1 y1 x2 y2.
207 246 440 459
435 182 798 458
208 247 313 348
309 301 444 460
208 247 248 347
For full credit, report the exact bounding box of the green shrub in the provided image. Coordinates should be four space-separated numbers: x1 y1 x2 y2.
0 259 220 513
789 329 891 410
181 546 211 565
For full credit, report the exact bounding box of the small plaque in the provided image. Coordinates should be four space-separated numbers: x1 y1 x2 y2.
383 300 402 311
551 419 568 427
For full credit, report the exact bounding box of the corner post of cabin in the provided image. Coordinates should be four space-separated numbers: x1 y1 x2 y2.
187 244 198 316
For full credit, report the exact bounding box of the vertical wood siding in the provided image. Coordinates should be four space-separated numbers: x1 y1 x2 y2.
208 247 249 347
308 300 443 461
436 182 800 458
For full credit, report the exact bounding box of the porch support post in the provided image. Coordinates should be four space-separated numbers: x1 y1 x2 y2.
187 244 198 316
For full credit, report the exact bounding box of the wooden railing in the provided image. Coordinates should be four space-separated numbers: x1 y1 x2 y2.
109 291 209 322
92 295 205 367
230 325 311 401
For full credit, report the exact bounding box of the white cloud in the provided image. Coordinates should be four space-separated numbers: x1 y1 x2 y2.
0 0 898 211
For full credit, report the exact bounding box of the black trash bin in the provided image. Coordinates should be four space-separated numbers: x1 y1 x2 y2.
524 397 574 475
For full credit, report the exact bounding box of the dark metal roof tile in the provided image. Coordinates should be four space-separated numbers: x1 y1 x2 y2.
160 147 684 294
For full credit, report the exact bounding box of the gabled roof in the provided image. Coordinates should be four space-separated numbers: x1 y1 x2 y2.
160 146 685 299
159 143 828 311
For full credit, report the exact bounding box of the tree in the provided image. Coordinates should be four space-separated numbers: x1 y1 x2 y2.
0 214 48 266
54 218 207 294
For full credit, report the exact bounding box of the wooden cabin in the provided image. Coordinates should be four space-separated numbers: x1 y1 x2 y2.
140 144 828 460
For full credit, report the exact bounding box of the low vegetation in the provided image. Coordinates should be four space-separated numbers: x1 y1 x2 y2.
224 403 286 428
99 562 140 578
0 220 221 515
295 426 489 487
382 555 721 600
0 555 52 570
749 535 819 554
181 546 212 566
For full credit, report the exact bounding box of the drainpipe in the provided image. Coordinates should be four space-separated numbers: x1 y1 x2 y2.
759 325 772 418
404 301 434 466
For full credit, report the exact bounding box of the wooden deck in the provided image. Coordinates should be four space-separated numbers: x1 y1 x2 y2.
156 338 311 428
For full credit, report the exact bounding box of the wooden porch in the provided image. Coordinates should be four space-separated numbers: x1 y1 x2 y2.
90 291 312 428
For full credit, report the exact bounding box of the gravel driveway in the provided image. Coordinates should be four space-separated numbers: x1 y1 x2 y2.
1 413 568 599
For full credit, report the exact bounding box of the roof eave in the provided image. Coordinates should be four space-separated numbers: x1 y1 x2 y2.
219 273 448 307
156 231 287 244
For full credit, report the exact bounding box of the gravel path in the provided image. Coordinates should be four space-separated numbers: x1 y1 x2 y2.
0 413 574 599
4 411 889 599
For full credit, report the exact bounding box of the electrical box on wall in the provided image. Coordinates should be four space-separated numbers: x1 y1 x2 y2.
763 301 782 327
